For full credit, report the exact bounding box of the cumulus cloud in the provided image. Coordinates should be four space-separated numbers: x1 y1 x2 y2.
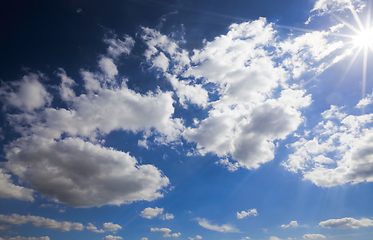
303 234 326 239
281 221 299 228
103 222 122 232
140 207 164 219
196 218 239 233
319 217 373 229
0 73 52 112
237 209 258 219
0 214 84 232
86 223 105 233
140 207 174 220
283 104 373 187
0 168 34 201
5 136 169 207
102 235 123 240
150 227 180 237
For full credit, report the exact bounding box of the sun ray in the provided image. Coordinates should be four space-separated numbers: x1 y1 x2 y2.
331 13 361 34
338 46 362 85
348 1 366 31
366 0 372 30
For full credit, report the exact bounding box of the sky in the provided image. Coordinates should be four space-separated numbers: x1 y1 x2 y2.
0 0 373 240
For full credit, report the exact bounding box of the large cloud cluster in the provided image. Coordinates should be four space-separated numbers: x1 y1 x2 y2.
283 103 373 187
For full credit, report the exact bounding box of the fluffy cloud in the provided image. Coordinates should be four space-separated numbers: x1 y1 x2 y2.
319 217 373 229
5 136 169 207
0 214 84 232
237 209 258 219
303 234 326 239
311 0 364 13
283 104 373 187
86 223 105 233
140 207 164 219
103 222 122 232
0 73 52 112
281 221 299 228
196 218 239 233
104 34 135 58
0 168 34 201
150 228 180 237
179 19 312 170
141 238 148 240
140 207 174 220
102 236 123 240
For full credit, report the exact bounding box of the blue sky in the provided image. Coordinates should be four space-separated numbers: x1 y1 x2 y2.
0 0 373 240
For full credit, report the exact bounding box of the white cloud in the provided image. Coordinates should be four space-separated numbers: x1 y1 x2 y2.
269 237 281 240
0 73 52 112
104 34 135 58
237 209 258 219
103 222 122 232
196 218 239 233
178 19 312 170
57 68 76 102
0 214 84 232
281 221 299 228
8 237 50 240
188 235 202 240
87 223 105 233
303 234 326 239
0 168 34 202
140 207 174 220
99 57 118 79
102 235 123 240
150 227 180 237
283 105 373 187
311 0 364 13
241 237 250 240
0 225 10 231
140 207 164 219
5 136 169 207
319 217 373 229
141 238 148 240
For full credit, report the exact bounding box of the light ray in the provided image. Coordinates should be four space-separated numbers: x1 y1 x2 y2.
348 2 365 31
338 46 362 86
362 47 368 100
331 13 361 34
366 0 372 30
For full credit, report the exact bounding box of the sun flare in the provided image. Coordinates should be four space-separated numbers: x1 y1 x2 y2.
353 28 373 47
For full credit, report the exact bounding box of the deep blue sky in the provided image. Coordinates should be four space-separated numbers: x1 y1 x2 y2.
0 1 373 240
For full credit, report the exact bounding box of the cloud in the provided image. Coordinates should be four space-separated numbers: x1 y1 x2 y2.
99 57 118 79
150 228 180 237
140 207 164 219
241 237 250 240
283 105 373 187
0 168 34 201
5 136 169 207
7 237 50 240
104 34 135 58
281 221 299 228
196 218 239 233
87 223 105 233
237 209 258 219
311 0 364 13
102 236 123 240
0 225 10 231
0 73 52 112
303 234 326 239
0 214 84 232
319 217 373 229
141 238 148 240
103 222 122 232
140 207 174 220
269 237 281 240
188 235 202 240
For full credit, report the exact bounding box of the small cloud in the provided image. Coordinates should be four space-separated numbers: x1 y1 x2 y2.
196 218 239 233
103 222 122 233
102 235 123 240
303 234 326 239
151 228 180 237
281 221 299 228
237 209 258 219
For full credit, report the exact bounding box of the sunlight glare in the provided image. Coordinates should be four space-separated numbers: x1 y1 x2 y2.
353 28 373 47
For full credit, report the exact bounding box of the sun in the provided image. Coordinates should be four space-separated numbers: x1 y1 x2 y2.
353 28 373 47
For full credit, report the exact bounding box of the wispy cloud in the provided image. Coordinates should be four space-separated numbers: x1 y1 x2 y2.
196 218 239 233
